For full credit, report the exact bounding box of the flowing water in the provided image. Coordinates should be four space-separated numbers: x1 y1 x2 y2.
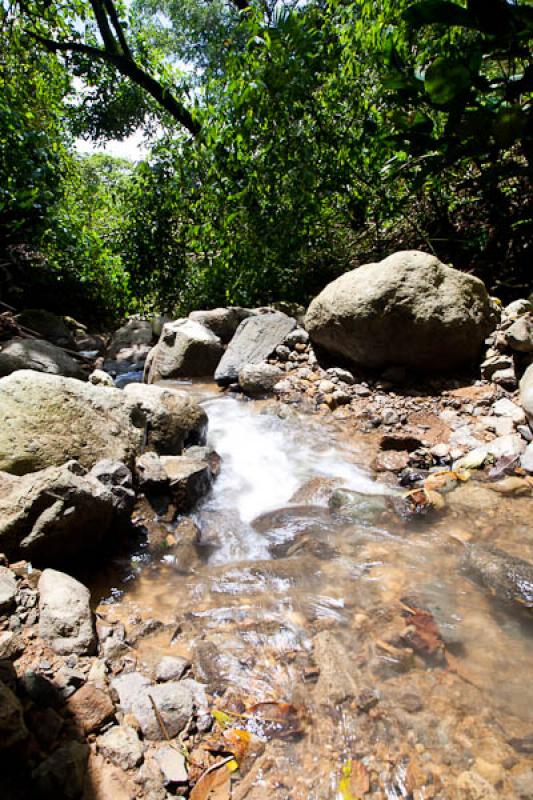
91 386 533 798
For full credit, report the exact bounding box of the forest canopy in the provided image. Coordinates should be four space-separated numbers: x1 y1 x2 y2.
1 0 531 322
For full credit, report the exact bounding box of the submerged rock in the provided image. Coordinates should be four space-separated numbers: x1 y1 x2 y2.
305 250 495 372
39 569 96 655
461 545 533 610
329 488 390 523
146 318 225 381
0 337 85 379
215 312 296 385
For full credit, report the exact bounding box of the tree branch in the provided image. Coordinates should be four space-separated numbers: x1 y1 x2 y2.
26 30 201 136
102 0 132 58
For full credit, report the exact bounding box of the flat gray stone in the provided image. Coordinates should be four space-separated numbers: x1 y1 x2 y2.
38 569 96 655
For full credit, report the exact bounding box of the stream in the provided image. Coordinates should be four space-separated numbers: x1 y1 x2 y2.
91 385 533 799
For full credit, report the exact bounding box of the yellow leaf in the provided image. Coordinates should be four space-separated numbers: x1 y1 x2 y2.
212 710 232 728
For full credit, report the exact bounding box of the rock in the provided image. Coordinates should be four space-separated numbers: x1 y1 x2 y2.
503 298 532 320
104 344 152 376
305 251 495 372
39 569 96 655
312 630 359 704
33 741 89 799
89 369 115 387
84 752 137 800
107 319 153 358
17 309 76 347
215 312 296 385
284 328 309 347
506 314 533 353
455 770 498 800
0 630 23 660
492 366 518 389
326 367 355 385
90 459 135 520
0 680 27 748
68 683 115 734
0 566 17 612
512 768 533 799
461 544 533 610
129 682 193 741
0 337 85 379
0 371 145 474
97 725 144 770
155 655 189 682
154 745 188 784
481 353 514 380
373 450 410 472
520 363 533 426
123 383 207 455
146 318 224 381
159 448 218 512
20 671 61 707
111 671 151 711
454 433 526 472
521 443 533 473
135 452 169 489
0 462 119 562
189 307 253 343
329 488 390 523
492 397 526 424
238 363 283 396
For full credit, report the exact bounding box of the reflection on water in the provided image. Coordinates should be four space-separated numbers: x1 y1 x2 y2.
92 388 533 799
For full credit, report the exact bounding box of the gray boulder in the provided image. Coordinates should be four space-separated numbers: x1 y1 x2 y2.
506 314 533 353
0 462 120 561
0 371 144 474
160 447 218 512
38 569 96 655
146 318 224 382
304 251 495 372
189 307 253 343
123 383 207 453
238 363 283 396
107 319 153 358
89 459 135 522
520 363 533 426
215 312 296 385
0 337 85 379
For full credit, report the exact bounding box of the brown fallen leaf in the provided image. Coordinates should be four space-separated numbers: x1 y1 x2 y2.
190 763 232 800
400 602 444 657
246 701 303 739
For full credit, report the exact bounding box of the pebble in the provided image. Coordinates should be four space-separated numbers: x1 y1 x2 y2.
154 745 188 784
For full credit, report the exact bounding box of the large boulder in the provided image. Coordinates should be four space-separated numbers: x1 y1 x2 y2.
0 371 145 474
0 461 120 561
107 319 153 358
38 569 96 655
304 251 495 372
17 309 75 348
146 319 224 382
123 383 207 453
188 307 253 343
214 312 296 385
0 337 85 379
520 363 533 426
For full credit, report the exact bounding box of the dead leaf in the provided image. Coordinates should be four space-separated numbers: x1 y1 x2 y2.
400 603 444 657
190 763 231 800
246 702 303 739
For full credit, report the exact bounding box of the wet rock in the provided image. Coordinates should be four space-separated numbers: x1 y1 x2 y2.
97 724 144 770
189 307 253 343
0 371 145 474
312 631 359 704
506 313 533 353
0 462 118 562
123 383 207 454
89 368 115 387
0 566 17 612
461 545 533 610
146 318 224 381
155 655 189 682
520 363 533 426
305 250 494 372
215 312 296 385
0 680 28 748
68 682 115 733
238 363 283 396
159 448 218 512
39 569 96 655
0 337 85 379
329 488 390 523
154 745 188 784
33 741 89 799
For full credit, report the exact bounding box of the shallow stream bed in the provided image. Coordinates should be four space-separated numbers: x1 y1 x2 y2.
90 385 533 799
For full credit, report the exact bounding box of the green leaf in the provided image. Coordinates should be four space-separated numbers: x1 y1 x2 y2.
404 1 474 28
424 58 472 105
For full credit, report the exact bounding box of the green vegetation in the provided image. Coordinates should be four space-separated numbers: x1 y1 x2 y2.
1 0 531 322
